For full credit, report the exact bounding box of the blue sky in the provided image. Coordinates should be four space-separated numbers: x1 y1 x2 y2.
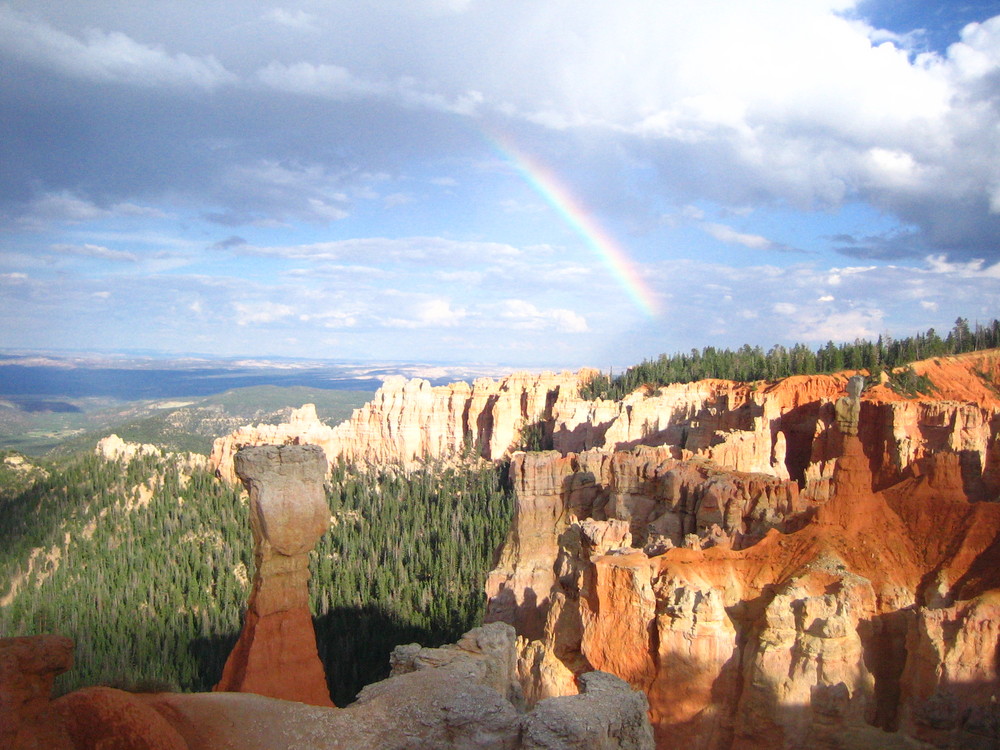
1 1 999 369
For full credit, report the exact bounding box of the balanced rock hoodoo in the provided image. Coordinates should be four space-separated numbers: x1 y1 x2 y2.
215 444 333 707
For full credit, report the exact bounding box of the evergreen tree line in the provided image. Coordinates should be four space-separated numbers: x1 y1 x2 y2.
580 317 1000 400
0 451 513 705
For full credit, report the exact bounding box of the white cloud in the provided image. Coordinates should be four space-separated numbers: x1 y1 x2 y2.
16 193 172 230
24 193 106 223
793 308 885 341
256 60 484 114
50 243 138 262
0 5 234 89
703 222 774 250
924 254 1000 278
262 8 319 33
498 299 588 333
237 237 521 266
232 301 295 326
386 297 466 328
256 61 385 99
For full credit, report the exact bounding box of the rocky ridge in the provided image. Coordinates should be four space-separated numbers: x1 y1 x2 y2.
9 351 997 749
211 353 1000 505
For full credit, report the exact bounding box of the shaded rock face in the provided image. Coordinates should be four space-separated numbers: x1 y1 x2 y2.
487 429 1000 748
0 634 74 750
214 444 333 707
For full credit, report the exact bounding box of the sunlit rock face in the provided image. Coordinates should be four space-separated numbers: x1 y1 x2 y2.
486 362 1000 749
210 370 592 481
213 354 1000 512
203 351 1000 746
214 444 333 707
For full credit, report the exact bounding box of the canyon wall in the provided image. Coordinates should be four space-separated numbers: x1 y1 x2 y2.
212 354 1000 508
485 420 1000 748
210 370 591 482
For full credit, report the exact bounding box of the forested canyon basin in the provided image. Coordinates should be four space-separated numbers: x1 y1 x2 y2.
4 346 1000 749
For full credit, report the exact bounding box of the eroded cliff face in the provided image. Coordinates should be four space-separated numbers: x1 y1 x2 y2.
485 431 1000 749
211 353 1000 511
210 370 591 481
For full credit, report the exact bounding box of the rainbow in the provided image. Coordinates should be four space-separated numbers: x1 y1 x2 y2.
486 133 660 317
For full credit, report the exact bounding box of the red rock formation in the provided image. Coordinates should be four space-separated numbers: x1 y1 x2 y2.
53 686 188 750
0 635 74 750
214 444 333 707
488 415 1000 748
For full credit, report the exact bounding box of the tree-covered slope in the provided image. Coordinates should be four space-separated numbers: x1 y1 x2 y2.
583 317 1000 400
0 449 512 704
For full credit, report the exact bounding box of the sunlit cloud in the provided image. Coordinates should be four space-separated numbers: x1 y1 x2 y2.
0 5 235 89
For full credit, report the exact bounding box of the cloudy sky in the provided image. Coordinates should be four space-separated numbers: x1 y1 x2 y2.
2 0 999 369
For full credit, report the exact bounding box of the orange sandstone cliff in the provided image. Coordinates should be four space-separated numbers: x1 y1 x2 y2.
483 353 1000 750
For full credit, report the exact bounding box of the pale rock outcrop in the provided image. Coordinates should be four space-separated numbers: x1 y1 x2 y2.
521 671 655 750
96 434 209 473
732 571 877 749
211 370 589 481
214 444 333 707
898 592 1000 749
96 433 161 461
210 405 337 484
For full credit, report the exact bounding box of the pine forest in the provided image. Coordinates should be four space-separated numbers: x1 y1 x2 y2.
0 450 513 705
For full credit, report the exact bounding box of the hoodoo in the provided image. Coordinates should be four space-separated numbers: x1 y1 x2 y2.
214 444 334 707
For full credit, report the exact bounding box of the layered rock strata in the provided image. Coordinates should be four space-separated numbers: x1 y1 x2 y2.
211 353 1000 509
486 413 1000 748
214 444 333 707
